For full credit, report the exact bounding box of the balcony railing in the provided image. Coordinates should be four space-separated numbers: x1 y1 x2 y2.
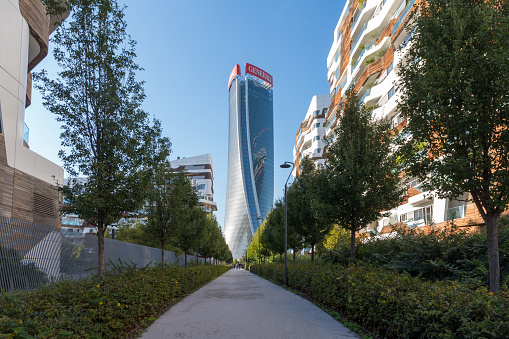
351 23 367 54
359 88 371 104
446 205 467 221
23 123 29 146
352 1 367 29
353 39 376 70
391 0 416 36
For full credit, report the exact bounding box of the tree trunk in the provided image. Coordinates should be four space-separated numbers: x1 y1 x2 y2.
196 249 199 266
485 213 501 292
311 244 315 262
350 228 356 259
293 249 296 263
98 225 105 277
279 253 282 262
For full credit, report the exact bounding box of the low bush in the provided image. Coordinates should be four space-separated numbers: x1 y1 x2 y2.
323 219 509 287
0 265 229 338
250 263 509 338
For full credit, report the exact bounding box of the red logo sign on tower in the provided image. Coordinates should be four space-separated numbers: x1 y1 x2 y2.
245 63 273 87
228 64 241 90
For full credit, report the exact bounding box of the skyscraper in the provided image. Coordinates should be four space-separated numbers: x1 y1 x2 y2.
224 63 274 260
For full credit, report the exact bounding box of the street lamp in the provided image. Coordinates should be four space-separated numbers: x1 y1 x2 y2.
257 216 262 265
280 161 294 286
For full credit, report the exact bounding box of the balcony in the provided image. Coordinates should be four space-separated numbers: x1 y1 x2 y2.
23 123 29 147
352 1 367 30
359 88 371 104
351 23 367 55
352 39 376 70
391 0 417 36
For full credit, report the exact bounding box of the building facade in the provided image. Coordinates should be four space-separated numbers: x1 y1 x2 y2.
0 0 68 228
170 154 217 215
326 0 483 235
224 63 274 260
293 94 331 176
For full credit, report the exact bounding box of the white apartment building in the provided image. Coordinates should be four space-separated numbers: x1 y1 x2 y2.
293 94 331 176
325 0 482 235
171 154 217 215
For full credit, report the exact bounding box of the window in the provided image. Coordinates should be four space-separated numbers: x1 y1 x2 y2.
197 184 205 190
314 122 320 128
314 148 321 154
313 110 320 116
387 62 393 74
314 136 320 141
388 86 395 100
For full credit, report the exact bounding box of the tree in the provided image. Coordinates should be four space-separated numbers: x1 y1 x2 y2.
34 0 166 277
288 157 333 261
247 219 271 264
319 89 405 259
145 168 197 269
397 0 509 292
172 189 206 267
115 219 157 248
261 200 286 261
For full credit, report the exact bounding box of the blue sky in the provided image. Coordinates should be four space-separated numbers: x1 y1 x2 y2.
26 0 346 230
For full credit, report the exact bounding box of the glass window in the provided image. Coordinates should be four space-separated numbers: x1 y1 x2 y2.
388 87 395 100
387 62 393 74
314 122 320 128
197 184 205 190
314 136 320 141
313 110 320 116
315 148 321 153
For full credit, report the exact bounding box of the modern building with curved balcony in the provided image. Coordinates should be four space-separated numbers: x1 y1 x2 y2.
224 63 274 260
325 0 484 237
293 94 331 176
171 154 217 215
0 0 68 228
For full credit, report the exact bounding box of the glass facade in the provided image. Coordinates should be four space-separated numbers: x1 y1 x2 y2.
224 74 274 260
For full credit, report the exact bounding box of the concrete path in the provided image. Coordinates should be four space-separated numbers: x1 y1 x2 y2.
141 268 359 339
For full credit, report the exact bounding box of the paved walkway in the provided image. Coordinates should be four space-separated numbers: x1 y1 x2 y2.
141 268 358 338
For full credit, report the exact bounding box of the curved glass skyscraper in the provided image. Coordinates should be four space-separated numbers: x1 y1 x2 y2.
224 63 274 260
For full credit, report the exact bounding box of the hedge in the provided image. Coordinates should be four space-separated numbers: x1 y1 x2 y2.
0 265 229 338
250 263 509 338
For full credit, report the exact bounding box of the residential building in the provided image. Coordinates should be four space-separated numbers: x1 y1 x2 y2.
325 0 483 236
293 94 331 176
224 63 274 260
170 154 217 215
0 0 69 228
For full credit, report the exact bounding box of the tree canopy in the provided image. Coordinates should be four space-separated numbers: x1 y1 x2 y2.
319 88 405 259
397 0 509 292
34 0 168 276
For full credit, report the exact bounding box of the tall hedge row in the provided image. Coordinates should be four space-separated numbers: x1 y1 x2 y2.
250 263 509 338
0 265 229 338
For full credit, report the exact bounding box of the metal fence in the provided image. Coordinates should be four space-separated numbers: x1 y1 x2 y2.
0 216 205 292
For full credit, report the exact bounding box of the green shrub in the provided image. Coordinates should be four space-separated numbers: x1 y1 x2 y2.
0 265 229 338
323 219 509 287
364 57 375 66
251 263 509 338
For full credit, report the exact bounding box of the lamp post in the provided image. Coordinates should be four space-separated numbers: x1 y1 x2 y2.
257 216 262 265
280 161 294 286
